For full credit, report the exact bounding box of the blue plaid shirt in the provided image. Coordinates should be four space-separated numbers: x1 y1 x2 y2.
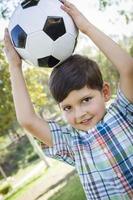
43 89 133 200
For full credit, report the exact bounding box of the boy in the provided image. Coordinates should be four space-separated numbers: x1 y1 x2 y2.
4 1 133 199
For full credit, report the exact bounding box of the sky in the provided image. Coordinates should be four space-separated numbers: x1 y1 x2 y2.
0 0 133 41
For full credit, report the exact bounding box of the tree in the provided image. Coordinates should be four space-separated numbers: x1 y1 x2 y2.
1 0 132 135
0 0 133 24
0 165 7 180
0 0 18 19
26 133 50 168
0 43 17 137
24 67 59 119
95 51 119 95
99 0 133 24
0 42 59 137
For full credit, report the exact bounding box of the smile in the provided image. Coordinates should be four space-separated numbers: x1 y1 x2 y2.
80 117 93 125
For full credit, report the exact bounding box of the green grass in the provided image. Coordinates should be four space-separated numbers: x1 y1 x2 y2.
5 168 48 200
5 168 86 200
48 175 86 200
4 160 59 200
12 159 39 181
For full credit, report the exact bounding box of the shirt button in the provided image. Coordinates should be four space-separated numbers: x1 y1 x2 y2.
117 173 122 178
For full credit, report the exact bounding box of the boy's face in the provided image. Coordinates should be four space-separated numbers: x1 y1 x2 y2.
59 84 110 131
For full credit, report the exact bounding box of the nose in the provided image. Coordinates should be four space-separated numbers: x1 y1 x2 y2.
74 106 87 120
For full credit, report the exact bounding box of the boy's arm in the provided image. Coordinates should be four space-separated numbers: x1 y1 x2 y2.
4 28 53 146
61 1 133 102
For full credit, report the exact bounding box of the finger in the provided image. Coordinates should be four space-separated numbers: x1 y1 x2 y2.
61 4 71 13
59 0 65 4
4 28 13 48
60 0 75 14
63 0 72 7
4 28 9 41
60 0 68 5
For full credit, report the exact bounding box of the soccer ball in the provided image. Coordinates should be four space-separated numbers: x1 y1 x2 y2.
8 0 78 68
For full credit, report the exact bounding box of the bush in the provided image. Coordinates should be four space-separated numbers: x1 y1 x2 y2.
27 154 38 163
0 182 12 195
0 135 38 176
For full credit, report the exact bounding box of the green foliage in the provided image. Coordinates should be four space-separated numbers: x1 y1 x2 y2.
0 42 59 136
130 45 133 57
24 67 50 113
0 135 39 177
0 0 18 19
24 67 60 118
0 181 12 195
99 0 133 24
0 0 133 26
0 44 16 136
99 0 111 10
6 174 86 200
95 51 119 94
128 37 133 56
79 35 133 96
0 0 9 18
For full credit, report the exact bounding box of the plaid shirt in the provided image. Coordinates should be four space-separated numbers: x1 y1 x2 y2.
43 89 133 200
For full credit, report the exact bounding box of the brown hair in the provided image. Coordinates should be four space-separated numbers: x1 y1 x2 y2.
49 54 103 103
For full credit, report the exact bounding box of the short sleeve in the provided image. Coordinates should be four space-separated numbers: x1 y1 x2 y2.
115 89 133 124
42 121 75 166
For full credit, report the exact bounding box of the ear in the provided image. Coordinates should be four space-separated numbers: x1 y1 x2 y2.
102 82 111 102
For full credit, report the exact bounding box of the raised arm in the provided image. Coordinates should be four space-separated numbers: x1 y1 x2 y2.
61 1 133 102
4 28 53 146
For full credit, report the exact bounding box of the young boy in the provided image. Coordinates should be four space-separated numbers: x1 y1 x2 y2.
4 1 133 199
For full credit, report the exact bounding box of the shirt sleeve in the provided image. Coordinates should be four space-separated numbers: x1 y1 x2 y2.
42 121 75 166
115 89 133 125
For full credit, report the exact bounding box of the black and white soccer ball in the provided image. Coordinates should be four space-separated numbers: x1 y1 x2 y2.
8 0 78 68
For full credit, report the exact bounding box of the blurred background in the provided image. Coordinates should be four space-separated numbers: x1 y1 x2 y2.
0 0 133 199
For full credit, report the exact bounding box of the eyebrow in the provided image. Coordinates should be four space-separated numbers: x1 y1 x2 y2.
60 94 93 108
60 103 71 109
80 94 92 101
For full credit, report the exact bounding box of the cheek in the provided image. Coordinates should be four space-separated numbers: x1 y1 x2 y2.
62 113 75 124
89 100 105 115
94 104 104 113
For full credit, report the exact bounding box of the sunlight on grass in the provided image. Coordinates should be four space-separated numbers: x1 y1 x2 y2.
5 167 49 200
5 160 60 200
13 159 40 180
48 175 86 200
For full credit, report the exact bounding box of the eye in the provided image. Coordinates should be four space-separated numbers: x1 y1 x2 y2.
82 97 92 103
63 105 72 112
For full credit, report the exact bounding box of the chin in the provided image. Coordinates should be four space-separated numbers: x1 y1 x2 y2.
80 127 91 131
75 125 92 132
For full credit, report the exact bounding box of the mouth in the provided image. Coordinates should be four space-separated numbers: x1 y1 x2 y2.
80 117 93 125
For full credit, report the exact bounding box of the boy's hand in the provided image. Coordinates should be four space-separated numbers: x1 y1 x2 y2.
4 28 22 68
61 0 89 34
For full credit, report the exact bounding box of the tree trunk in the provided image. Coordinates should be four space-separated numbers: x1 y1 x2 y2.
26 133 50 168
0 165 7 180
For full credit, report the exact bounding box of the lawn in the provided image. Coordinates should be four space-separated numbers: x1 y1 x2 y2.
5 167 48 200
48 175 86 200
5 169 86 200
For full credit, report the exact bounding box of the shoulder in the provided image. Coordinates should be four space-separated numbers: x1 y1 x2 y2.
105 88 133 125
111 89 133 113
48 120 74 137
